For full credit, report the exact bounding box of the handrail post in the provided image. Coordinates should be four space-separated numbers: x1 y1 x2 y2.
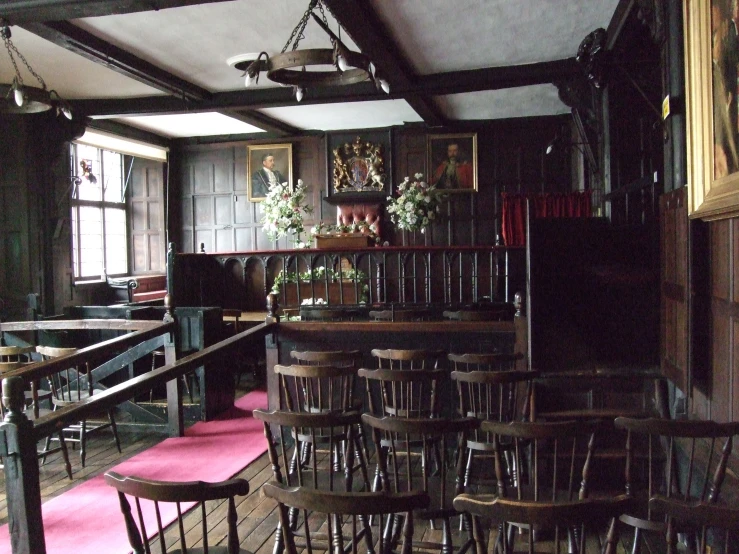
1 377 45 554
513 291 529 372
165 242 184 437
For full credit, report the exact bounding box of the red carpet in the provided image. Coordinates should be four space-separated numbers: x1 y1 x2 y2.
0 390 268 554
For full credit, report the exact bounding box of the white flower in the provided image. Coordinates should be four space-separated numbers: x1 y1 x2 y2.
405 202 414 211
414 173 423 180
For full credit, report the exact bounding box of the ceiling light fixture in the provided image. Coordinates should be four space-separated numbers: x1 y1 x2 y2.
0 21 72 118
229 0 389 102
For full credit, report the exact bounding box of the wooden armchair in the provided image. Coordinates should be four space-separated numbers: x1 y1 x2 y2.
613 417 739 553
104 471 250 554
253 409 372 554
649 496 739 554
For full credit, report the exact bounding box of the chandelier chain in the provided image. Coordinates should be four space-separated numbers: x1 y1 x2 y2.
3 30 47 90
281 0 333 54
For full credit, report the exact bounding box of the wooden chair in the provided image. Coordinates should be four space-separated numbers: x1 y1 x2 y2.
613 417 739 553
453 494 634 554
274 362 367 473
475 418 606 553
450 369 539 491
262 482 429 554
368 308 433 322
36 345 121 467
371 348 446 371
0 361 73 479
0 346 52 416
360 367 448 419
448 352 524 373
649 496 739 554
362 413 479 554
253 409 372 554
104 470 251 554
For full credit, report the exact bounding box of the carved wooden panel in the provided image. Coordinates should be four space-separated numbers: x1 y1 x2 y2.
659 187 689 391
129 157 164 274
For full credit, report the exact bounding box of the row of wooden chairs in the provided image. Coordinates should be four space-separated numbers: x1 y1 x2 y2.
298 306 513 322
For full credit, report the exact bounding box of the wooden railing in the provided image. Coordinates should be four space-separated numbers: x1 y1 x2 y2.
174 245 525 311
0 312 275 554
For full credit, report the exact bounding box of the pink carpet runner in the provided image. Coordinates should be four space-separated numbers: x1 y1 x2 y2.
0 390 268 554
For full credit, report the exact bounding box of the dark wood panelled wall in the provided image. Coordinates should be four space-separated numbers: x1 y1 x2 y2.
170 117 570 253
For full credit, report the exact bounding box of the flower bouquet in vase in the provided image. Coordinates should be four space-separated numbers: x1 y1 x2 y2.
386 173 442 238
261 179 313 247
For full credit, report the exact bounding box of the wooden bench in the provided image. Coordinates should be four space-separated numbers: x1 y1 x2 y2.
107 275 167 304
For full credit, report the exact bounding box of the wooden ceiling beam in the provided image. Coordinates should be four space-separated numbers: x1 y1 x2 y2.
0 0 236 24
22 20 211 101
415 58 582 96
320 0 445 126
75 59 580 117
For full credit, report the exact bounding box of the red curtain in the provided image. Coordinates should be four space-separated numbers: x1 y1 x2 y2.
501 190 592 247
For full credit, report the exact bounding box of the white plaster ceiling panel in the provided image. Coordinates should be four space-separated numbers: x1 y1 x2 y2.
72 0 361 92
434 85 569 120
369 0 620 74
257 99 423 131
110 112 265 138
0 26 162 99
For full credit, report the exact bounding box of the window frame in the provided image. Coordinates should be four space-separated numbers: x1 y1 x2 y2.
69 144 129 282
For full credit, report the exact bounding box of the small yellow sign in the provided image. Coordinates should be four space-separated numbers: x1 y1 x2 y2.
662 95 670 120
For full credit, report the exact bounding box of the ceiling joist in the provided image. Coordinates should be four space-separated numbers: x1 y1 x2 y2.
0 0 236 24
22 20 211 101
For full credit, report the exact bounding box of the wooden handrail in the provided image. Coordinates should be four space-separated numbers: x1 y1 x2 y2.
0 319 166 331
1 320 177 384
31 321 274 440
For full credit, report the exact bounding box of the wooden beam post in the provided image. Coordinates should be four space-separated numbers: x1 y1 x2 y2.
0 377 45 554
165 242 183 437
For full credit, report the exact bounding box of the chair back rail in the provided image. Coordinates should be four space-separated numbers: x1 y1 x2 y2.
453 494 634 554
649 496 739 554
359 367 448 419
104 471 250 554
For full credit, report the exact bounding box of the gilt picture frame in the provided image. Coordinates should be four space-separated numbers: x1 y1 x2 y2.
247 143 293 202
684 0 739 220
427 133 478 192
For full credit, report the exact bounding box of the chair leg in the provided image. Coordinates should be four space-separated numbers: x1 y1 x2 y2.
79 420 87 468
108 409 121 453
58 433 72 480
41 434 52 465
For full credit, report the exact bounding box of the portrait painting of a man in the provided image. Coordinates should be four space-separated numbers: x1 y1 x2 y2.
247 144 292 201
427 133 477 192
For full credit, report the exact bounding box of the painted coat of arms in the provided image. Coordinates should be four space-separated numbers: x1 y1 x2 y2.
332 136 386 194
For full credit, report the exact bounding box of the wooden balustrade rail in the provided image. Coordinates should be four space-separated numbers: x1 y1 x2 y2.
0 319 176 384
175 245 524 310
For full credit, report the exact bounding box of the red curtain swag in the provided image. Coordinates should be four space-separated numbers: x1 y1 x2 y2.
501 190 592 247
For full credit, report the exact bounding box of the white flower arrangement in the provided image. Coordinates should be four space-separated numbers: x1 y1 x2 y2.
261 179 313 243
386 173 443 234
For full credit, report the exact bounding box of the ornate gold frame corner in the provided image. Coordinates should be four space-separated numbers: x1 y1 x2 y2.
684 0 739 220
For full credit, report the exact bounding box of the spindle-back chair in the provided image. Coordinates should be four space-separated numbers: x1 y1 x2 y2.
36 345 121 467
649 496 739 554
254 409 372 554
614 417 739 553
104 471 250 554
362 413 479 554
